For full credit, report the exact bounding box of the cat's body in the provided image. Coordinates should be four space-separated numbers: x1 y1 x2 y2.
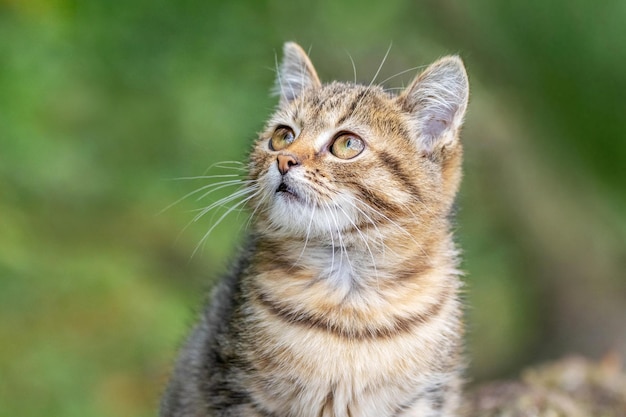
161 43 469 417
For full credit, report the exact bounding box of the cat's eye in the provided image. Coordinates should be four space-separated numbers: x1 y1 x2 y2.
269 126 296 151
330 133 365 159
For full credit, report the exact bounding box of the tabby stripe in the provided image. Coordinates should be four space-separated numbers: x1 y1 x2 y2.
308 94 323 121
209 388 253 412
256 240 309 273
424 382 447 411
250 401 280 417
347 180 398 215
336 90 367 126
376 150 422 199
318 387 335 417
253 288 449 340
256 252 304 273
390 392 423 417
394 249 434 281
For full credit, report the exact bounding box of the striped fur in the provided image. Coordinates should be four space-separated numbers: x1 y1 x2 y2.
161 42 469 417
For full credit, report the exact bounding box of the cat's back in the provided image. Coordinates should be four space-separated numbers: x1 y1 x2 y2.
160 239 253 416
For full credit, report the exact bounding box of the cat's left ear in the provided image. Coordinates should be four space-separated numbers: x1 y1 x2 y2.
274 42 322 105
397 56 469 154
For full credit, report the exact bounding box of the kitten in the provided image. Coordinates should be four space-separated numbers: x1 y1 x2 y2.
161 42 469 417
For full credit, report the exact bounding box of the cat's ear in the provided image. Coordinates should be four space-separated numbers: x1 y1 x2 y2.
274 42 322 105
398 56 469 154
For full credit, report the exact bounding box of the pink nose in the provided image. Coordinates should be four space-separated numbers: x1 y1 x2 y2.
277 154 299 175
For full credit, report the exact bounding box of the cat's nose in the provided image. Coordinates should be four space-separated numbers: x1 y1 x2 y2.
277 154 299 175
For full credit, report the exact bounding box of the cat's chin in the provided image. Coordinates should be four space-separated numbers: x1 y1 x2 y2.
268 192 312 231
265 197 359 242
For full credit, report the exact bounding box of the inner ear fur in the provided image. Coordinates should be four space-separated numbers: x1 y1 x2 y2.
397 56 469 155
274 42 322 105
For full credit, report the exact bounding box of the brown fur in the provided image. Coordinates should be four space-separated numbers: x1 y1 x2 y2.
161 42 469 417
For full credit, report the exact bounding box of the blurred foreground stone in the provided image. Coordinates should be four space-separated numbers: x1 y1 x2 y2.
464 355 626 417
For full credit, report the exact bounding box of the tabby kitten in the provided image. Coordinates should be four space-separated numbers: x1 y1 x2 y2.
161 42 469 417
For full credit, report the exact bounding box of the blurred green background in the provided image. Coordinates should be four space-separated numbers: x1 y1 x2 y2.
1 1 625 416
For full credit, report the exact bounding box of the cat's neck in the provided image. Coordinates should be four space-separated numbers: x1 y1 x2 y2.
251 222 457 290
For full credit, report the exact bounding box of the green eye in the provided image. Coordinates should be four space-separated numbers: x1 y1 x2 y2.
270 126 295 151
330 133 365 159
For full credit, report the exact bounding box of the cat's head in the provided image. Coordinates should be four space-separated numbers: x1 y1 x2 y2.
248 42 468 243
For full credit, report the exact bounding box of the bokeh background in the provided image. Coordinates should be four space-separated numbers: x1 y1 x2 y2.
1 1 625 416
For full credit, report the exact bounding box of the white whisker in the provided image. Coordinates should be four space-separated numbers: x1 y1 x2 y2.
192 187 259 222
245 191 269 231
336 194 392 259
192 192 260 258
320 203 336 279
334 201 379 286
355 197 433 262
159 178 250 215
202 160 247 175
171 174 244 181
368 42 393 89
293 200 317 268
325 202 353 277
346 50 357 84
377 65 425 87
196 180 257 202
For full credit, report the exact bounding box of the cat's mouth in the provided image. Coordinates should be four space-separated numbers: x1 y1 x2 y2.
276 182 299 199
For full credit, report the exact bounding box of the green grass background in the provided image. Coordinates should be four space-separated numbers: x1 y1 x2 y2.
1 1 625 416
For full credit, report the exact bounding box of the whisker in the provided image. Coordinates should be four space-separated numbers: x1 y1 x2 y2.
349 43 394 121
211 161 247 170
167 174 244 181
173 183 257 249
345 49 357 84
193 187 259 223
202 160 248 175
196 179 257 201
325 202 353 276
159 179 250 215
245 191 269 231
334 201 378 285
377 65 425 87
192 192 260 258
356 198 432 262
351 196 420 246
293 200 317 269
368 41 393 89
320 203 336 278
336 194 392 258
362 181 436 218
274 52 288 101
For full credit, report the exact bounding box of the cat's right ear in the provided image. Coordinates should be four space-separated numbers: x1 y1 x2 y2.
397 56 469 155
274 42 321 105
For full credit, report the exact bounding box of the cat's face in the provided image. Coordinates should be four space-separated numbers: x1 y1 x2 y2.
247 43 468 243
249 83 431 240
